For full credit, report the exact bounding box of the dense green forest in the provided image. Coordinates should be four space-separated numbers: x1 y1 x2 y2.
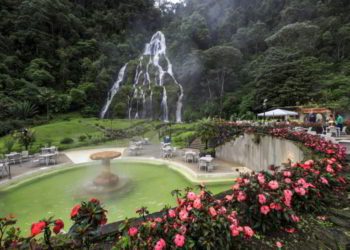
1 0 350 134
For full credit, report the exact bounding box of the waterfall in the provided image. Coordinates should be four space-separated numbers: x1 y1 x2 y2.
129 31 183 122
102 31 184 122
100 63 128 118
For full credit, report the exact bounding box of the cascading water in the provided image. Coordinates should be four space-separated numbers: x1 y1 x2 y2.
100 63 128 118
101 31 184 122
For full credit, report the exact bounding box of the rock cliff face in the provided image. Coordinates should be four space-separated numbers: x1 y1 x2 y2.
216 133 304 171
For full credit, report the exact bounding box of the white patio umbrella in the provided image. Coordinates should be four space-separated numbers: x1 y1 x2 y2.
257 109 298 117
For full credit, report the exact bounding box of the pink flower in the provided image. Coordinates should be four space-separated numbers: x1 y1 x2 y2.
179 209 188 221
260 205 270 215
258 194 267 204
187 192 197 201
168 209 176 218
179 225 187 235
284 178 292 184
243 226 254 238
304 159 314 166
283 171 291 177
128 227 138 237
154 238 166 250
230 225 240 236
294 187 306 196
243 178 250 184
232 184 240 190
237 191 246 202
268 180 279 190
193 198 202 209
291 214 300 222
218 206 227 215
276 241 283 248
284 227 296 233
225 195 233 201
257 173 265 184
326 165 334 173
174 234 185 247
320 177 329 185
209 207 217 217
270 202 282 211
284 189 293 198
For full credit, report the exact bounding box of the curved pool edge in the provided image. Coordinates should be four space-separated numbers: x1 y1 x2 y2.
118 157 239 184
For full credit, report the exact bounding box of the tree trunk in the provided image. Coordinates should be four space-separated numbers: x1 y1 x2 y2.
219 70 226 118
46 103 49 121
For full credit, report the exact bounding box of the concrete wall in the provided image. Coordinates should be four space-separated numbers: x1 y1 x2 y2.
216 133 304 172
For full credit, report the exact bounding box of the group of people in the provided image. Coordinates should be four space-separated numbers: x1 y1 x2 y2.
308 112 344 131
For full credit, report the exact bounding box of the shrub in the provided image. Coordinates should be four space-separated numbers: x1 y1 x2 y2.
60 137 74 144
78 135 87 142
4 139 15 154
172 131 196 148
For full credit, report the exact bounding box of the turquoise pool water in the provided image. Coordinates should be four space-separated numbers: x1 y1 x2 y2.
0 161 231 234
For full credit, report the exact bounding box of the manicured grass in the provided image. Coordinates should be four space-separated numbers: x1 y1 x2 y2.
0 114 150 154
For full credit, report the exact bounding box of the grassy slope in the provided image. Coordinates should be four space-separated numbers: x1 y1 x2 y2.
0 114 153 154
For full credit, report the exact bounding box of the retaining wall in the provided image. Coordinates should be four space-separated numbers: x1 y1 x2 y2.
216 133 304 172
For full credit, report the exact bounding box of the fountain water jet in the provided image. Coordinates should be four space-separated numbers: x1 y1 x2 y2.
83 151 130 195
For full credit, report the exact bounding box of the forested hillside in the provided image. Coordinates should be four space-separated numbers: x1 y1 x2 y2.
0 0 160 135
160 0 350 120
1 0 350 132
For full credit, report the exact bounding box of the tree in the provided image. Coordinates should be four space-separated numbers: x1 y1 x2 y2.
265 22 320 53
203 46 243 118
13 128 36 151
8 101 38 120
37 88 56 120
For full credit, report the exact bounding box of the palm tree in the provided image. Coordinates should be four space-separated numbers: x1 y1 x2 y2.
37 88 55 120
9 101 38 119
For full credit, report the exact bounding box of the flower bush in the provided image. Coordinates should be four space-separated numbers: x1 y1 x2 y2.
68 198 107 248
0 123 349 249
115 186 254 250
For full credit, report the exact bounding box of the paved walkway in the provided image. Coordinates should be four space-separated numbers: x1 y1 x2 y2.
0 154 72 183
122 144 249 175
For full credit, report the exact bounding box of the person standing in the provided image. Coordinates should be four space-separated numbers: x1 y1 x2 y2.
336 114 344 132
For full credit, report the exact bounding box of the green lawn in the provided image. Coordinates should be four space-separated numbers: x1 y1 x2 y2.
0 113 198 155
0 114 152 155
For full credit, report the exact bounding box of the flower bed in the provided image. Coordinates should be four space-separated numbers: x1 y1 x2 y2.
0 123 349 249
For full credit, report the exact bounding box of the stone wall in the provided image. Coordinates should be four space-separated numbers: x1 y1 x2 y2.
216 133 304 172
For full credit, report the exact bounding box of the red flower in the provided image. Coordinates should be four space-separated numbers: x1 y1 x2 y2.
53 219 64 234
70 204 81 218
31 221 46 237
90 198 100 204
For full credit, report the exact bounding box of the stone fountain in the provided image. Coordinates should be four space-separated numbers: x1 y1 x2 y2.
81 151 130 195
